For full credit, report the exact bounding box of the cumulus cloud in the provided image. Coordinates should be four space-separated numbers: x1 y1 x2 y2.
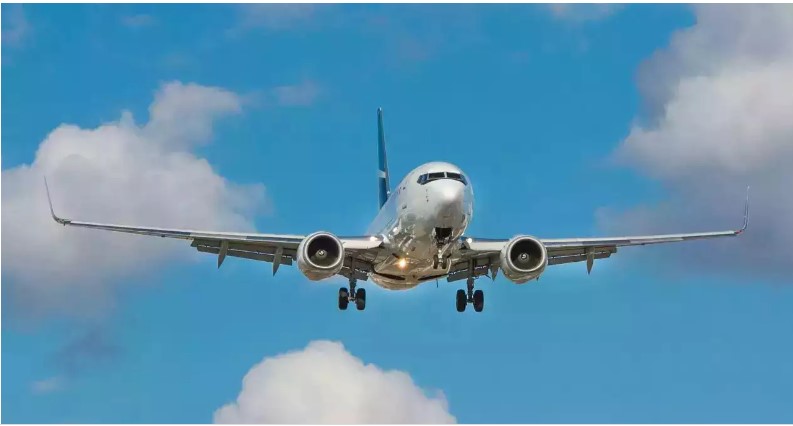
607 5 793 277
214 341 456 424
1 81 266 319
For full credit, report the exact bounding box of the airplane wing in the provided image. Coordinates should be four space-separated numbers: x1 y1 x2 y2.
447 188 750 282
44 179 382 279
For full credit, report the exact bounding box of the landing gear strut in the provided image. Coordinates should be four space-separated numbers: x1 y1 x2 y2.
339 277 366 311
432 240 450 270
455 277 484 313
432 253 449 270
432 228 452 270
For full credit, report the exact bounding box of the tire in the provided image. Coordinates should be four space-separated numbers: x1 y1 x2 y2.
473 290 484 312
456 289 467 312
355 288 366 311
338 287 349 310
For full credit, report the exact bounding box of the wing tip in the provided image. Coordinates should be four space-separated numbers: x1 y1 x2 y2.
43 177 70 226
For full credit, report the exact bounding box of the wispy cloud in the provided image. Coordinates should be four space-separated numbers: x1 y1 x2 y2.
227 4 320 37
271 80 321 107
2 4 32 47
55 329 120 374
121 14 156 29
31 375 65 395
243 80 323 108
547 4 623 22
29 329 119 395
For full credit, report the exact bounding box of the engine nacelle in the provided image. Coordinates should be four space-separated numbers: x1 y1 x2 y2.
499 235 548 284
297 232 345 281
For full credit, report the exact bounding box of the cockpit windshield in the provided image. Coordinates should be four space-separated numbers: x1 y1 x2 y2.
417 171 468 185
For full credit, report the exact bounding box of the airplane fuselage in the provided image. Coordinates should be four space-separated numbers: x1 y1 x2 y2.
366 162 473 289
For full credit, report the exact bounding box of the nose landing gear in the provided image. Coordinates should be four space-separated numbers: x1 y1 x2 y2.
432 227 452 270
432 252 449 270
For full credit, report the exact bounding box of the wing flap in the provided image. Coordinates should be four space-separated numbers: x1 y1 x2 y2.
195 244 296 265
547 249 615 266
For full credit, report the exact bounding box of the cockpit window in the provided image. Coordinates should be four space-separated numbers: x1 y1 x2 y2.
416 171 468 185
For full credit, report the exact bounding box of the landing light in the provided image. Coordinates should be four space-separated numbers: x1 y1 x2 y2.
398 258 407 269
466 237 473 244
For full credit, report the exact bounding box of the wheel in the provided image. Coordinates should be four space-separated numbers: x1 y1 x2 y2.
338 287 349 310
432 256 439 269
355 288 366 311
455 289 467 312
473 290 484 312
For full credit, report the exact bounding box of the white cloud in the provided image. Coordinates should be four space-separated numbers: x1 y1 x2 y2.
607 5 793 276
2 4 32 47
1 82 266 319
214 341 456 424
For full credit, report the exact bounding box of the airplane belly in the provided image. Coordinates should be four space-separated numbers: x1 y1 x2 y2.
368 239 451 290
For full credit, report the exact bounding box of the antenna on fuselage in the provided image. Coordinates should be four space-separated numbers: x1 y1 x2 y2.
377 107 391 209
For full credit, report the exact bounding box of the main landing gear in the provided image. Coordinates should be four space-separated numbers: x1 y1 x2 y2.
339 277 366 311
456 277 484 313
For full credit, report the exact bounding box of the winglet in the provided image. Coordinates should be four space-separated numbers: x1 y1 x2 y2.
735 186 749 235
737 186 750 234
44 177 70 225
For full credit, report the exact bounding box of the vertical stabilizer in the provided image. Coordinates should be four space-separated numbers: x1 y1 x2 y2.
377 107 391 208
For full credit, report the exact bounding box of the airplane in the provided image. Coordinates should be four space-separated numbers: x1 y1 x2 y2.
44 108 749 313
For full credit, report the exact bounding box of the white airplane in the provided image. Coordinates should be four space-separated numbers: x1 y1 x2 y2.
45 108 749 312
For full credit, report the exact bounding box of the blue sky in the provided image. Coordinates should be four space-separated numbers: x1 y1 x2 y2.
3 3 793 423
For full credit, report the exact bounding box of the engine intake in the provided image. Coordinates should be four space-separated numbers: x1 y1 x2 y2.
500 235 548 284
297 232 344 281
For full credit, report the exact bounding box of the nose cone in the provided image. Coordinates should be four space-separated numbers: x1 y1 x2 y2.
433 181 465 221
440 185 463 205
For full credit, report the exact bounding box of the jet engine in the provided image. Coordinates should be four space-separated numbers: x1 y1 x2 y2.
499 236 548 284
297 232 345 281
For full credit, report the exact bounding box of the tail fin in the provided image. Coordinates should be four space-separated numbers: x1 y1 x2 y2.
377 107 391 208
